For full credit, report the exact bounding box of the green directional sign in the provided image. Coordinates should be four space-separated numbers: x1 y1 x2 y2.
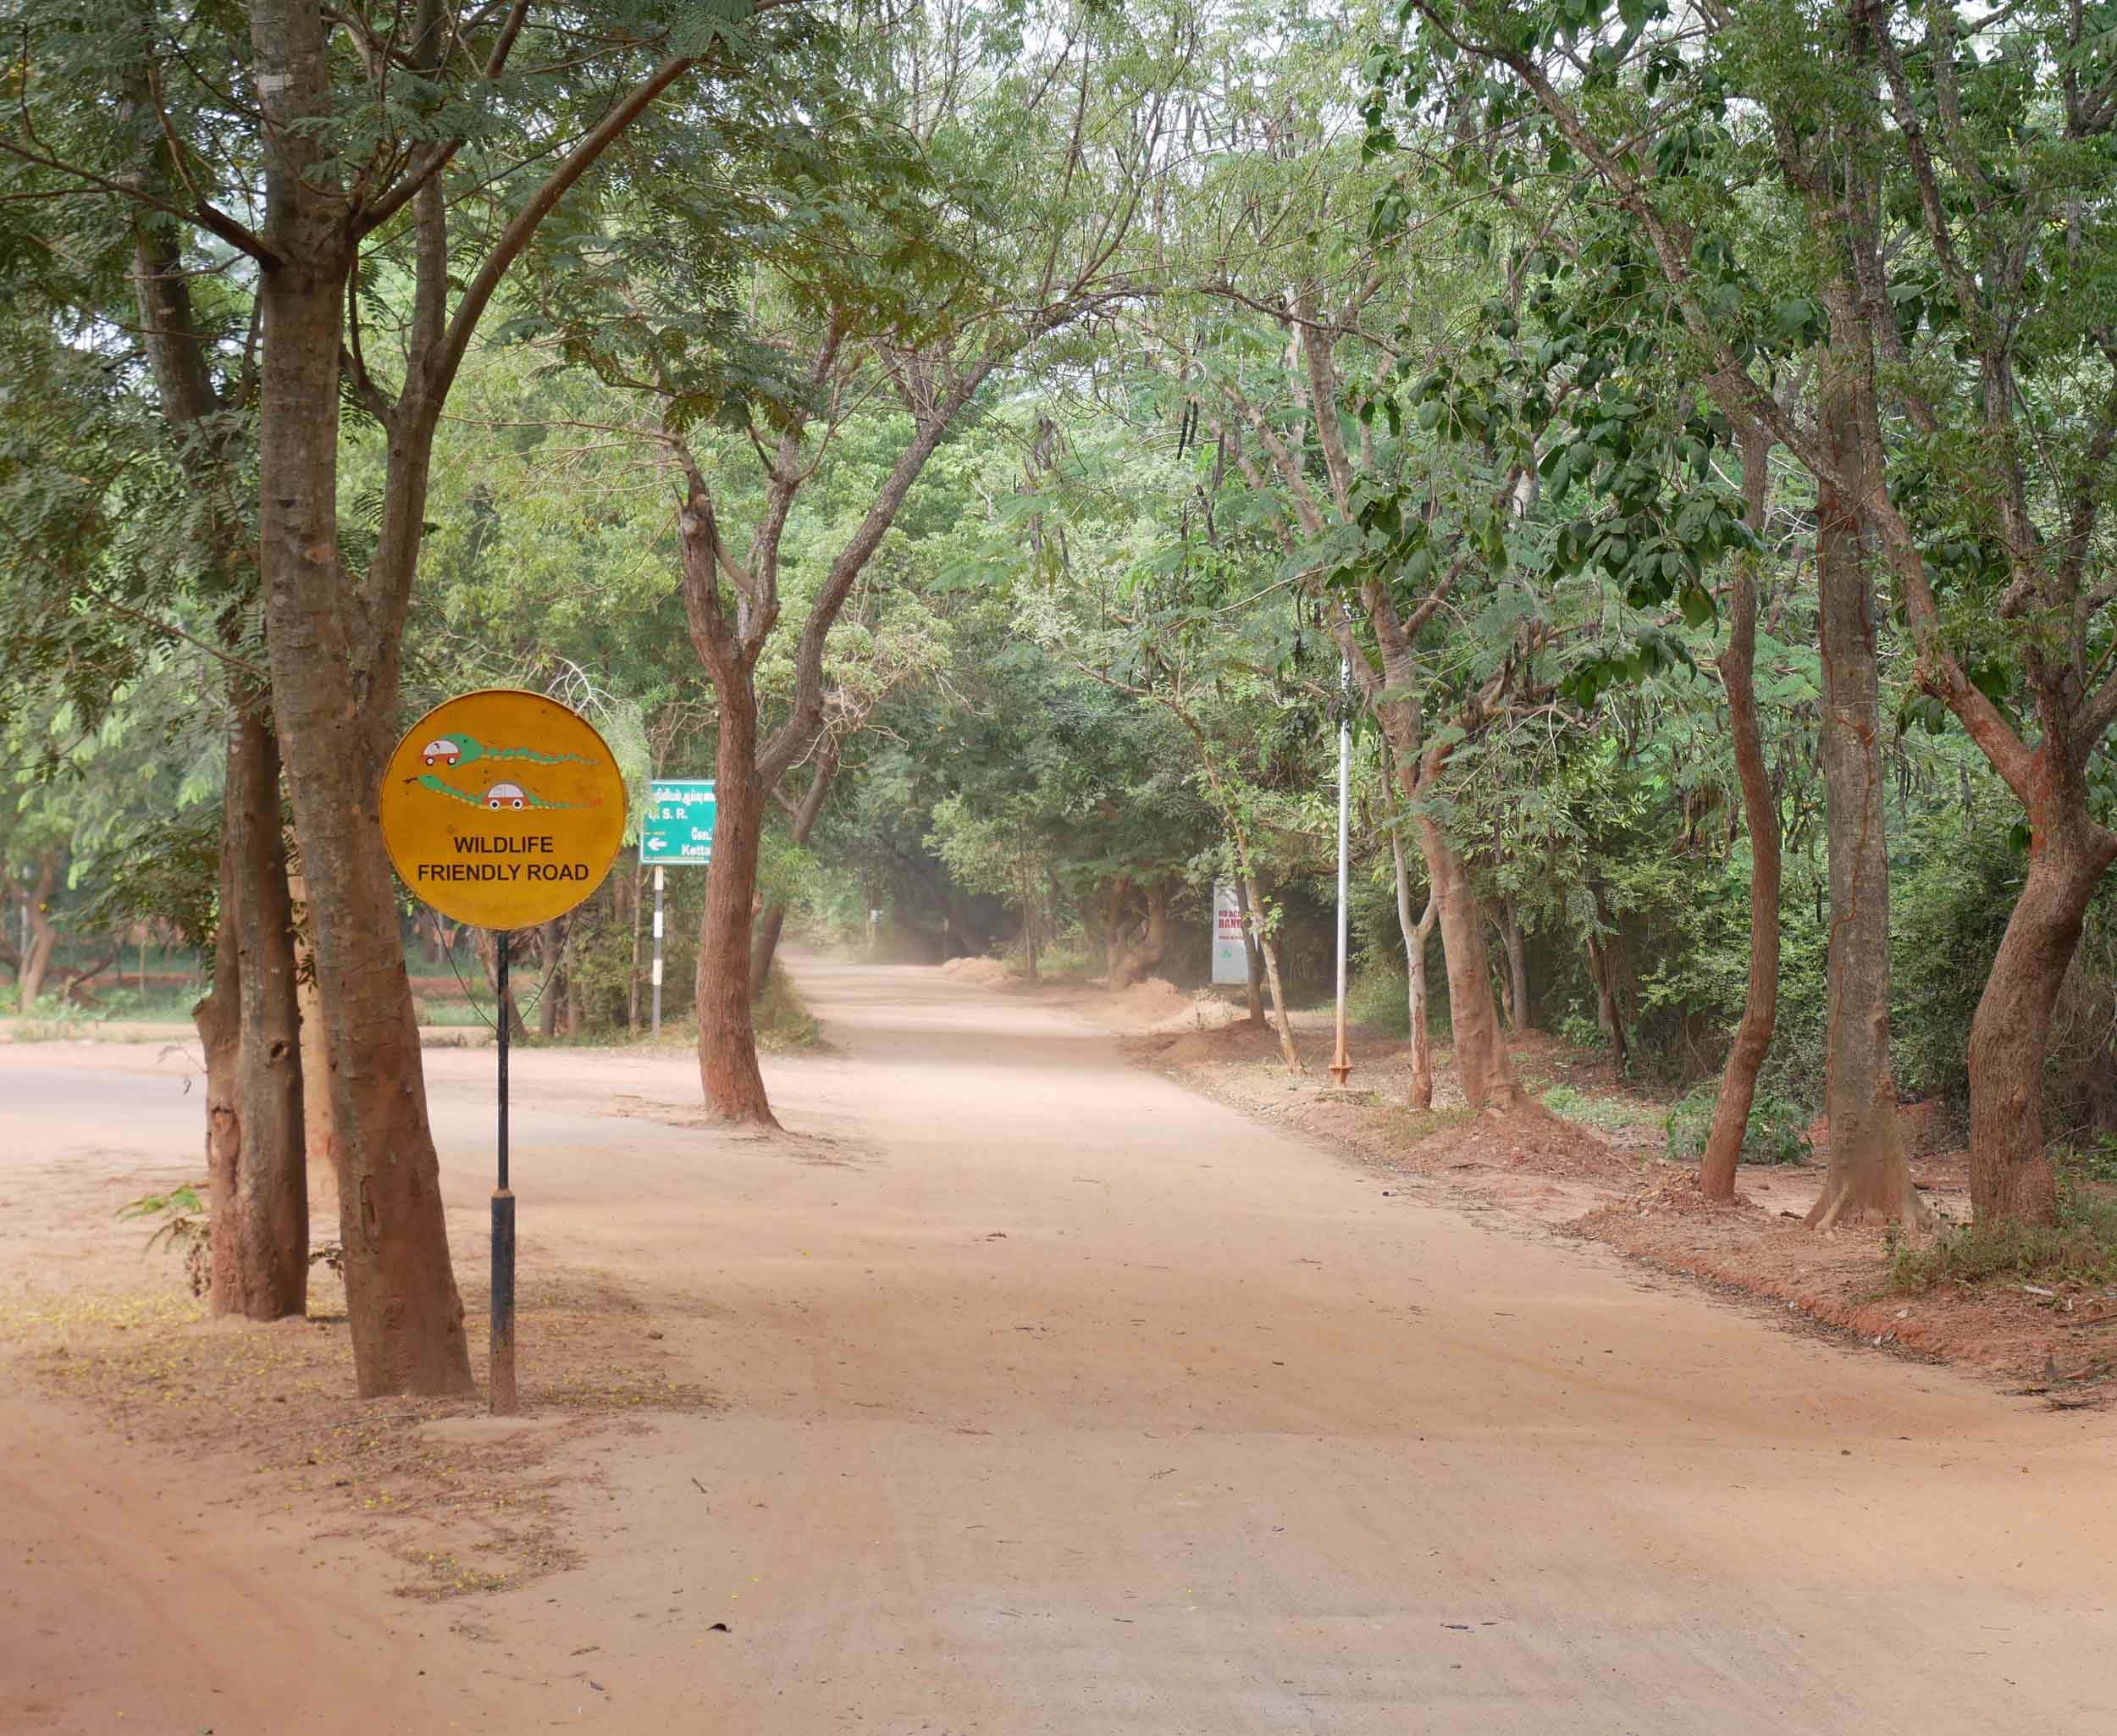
644 779 716 865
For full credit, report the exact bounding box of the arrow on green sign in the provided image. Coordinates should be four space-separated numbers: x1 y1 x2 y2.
644 779 716 864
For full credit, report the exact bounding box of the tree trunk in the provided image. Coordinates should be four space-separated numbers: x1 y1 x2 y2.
1412 811 1524 1111
1374 721 1524 1111
536 919 566 1042
127 119 310 1315
1392 826 1437 1111
1019 853 1039 981
1700 423 1783 1201
243 0 691 1395
1807 377 1924 1230
194 829 241 1308
1141 883 1169 978
1233 873 1266 1028
1108 879 1169 988
1966 787 2117 1223
288 870 338 1217
750 741 838 1001
1179 717 1294 1067
749 904 788 1002
1246 873 1302 1073
210 697 307 1319
15 852 58 1012
1499 897 1529 1031
1101 875 1132 984
62 947 122 1006
1407 898 1437 1112
254 252 472 1396
1585 922 1628 1075
696 682 777 1125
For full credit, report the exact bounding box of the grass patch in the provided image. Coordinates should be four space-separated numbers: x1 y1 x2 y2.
1890 1187 2117 1292
85 986 204 1021
412 995 500 1028
2064 1136 2117 1187
3 1015 87 1043
1540 1082 1653 1133
1377 1103 1474 1144
1035 942 1104 985
754 962 823 1052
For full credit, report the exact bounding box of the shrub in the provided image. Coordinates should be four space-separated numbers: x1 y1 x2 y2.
1345 965 1452 1042
1541 1082 1650 1132
1661 1081 1812 1165
753 963 822 1052
1346 968 1409 1037
1890 1187 2117 1291
119 1183 211 1295
2064 1137 2117 1189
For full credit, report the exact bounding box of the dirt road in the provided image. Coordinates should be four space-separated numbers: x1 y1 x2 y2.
6 955 2117 1733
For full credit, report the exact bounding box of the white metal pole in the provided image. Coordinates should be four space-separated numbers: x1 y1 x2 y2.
1332 655 1352 1085
650 865 665 1037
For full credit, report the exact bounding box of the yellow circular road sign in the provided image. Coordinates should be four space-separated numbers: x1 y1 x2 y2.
380 689 628 931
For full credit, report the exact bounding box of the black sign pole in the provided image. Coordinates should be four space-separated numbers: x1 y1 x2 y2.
491 929 517 1415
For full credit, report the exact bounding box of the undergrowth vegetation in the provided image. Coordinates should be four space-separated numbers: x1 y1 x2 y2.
751 965 823 1053
1891 1167 2117 1293
1661 1084 1813 1167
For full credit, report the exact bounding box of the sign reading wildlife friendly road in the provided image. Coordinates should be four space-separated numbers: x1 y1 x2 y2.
380 689 628 930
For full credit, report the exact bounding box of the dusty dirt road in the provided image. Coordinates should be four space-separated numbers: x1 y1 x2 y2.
6 954 2117 1733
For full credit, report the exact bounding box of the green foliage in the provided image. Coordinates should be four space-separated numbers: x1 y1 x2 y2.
1662 1081 1812 1166
1540 1083 1650 1133
753 964 823 1053
116 1178 343 1295
117 1182 209 1296
1346 968 1411 1037
75 815 225 950
7 0 2117 1218
1890 1191 2117 1293
2064 1139 2117 1190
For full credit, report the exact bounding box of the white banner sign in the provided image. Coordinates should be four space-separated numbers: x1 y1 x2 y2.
1212 879 1248 986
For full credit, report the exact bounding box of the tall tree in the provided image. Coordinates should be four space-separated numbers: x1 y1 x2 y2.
1372 0 2117 1221
0 141 309 1308
530 0 1187 1120
1699 419 1784 1201
2 1 806 1388
1112 25 1542 1106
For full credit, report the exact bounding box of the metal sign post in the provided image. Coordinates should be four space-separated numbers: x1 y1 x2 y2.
491 931 516 1413
1330 657 1353 1088
379 689 627 1417
650 865 666 1037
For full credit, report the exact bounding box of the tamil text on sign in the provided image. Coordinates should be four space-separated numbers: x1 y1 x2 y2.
644 779 716 865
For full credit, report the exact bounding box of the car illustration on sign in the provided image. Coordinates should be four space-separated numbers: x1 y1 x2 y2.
484 782 528 810
421 738 463 766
